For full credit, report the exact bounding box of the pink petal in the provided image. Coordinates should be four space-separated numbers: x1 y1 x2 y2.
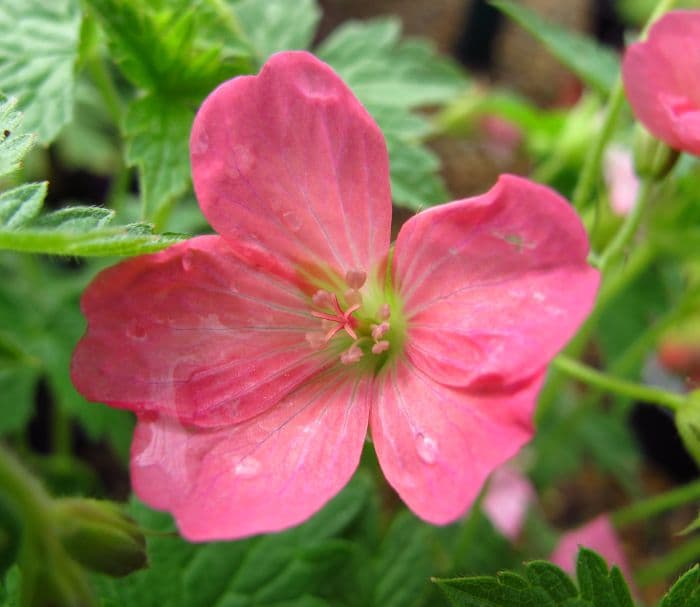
370 360 544 525
483 465 536 541
191 51 391 283
393 175 599 389
603 146 639 216
622 11 700 155
131 374 372 541
550 515 633 582
71 236 330 427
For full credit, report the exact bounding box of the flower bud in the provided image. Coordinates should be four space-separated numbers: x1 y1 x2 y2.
52 498 147 577
675 391 700 467
633 124 679 181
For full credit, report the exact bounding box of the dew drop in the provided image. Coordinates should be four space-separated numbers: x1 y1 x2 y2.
192 129 209 155
181 251 194 272
126 321 147 341
282 211 302 232
415 433 438 465
235 456 260 478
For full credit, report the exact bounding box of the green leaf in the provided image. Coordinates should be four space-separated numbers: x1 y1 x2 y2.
234 0 321 62
489 0 619 95
660 566 700 607
435 550 638 607
576 549 633 607
0 0 81 143
30 206 114 231
0 98 34 178
85 0 236 97
0 183 47 229
124 95 192 224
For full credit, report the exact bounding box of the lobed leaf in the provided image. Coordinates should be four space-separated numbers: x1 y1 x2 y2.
0 0 81 144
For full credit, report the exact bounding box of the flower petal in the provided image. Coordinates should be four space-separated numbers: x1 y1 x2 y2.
550 515 633 583
191 51 391 282
622 11 700 155
71 236 329 427
483 465 536 541
370 360 543 524
131 373 371 541
393 174 599 389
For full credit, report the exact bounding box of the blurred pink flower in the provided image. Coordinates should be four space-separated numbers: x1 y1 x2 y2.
603 146 639 216
622 10 700 156
71 52 599 541
483 466 535 540
550 515 633 582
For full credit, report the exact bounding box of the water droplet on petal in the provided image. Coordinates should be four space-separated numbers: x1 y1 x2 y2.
235 456 260 478
126 321 147 341
282 211 302 232
181 251 194 272
192 129 209 155
415 433 438 465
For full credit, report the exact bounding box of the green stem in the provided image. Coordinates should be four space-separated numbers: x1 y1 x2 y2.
635 536 700 587
569 0 676 213
612 478 700 527
571 78 625 212
598 180 654 271
86 54 123 127
552 354 686 411
0 444 52 525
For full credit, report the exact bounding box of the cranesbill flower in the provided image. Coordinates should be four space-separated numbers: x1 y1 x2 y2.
622 10 700 156
71 51 599 541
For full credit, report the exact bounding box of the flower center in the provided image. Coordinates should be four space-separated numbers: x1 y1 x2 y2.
305 268 404 370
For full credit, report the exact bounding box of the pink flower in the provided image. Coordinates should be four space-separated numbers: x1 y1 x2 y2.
622 10 700 156
71 52 599 541
550 515 633 583
483 465 536 541
603 146 639 216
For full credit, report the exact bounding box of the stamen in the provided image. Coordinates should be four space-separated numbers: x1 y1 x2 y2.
345 269 367 290
379 303 391 320
340 342 363 364
371 321 390 341
372 340 390 354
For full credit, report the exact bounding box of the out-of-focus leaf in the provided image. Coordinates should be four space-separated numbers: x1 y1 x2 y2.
123 95 192 225
317 18 466 209
92 476 372 606
372 512 433 607
233 0 321 62
490 0 619 95
0 0 81 143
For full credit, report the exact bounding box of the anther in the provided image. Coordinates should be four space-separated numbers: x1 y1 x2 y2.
371 321 390 341
379 303 391 320
340 342 363 364
372 340 390 354
345 269 367 290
